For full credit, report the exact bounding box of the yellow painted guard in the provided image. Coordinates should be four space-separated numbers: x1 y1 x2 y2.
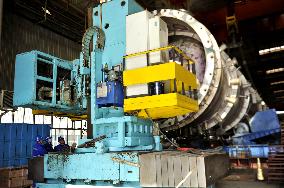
123 62 198 89
124 93 198 119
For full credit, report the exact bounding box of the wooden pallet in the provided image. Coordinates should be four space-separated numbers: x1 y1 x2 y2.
0 166 32 188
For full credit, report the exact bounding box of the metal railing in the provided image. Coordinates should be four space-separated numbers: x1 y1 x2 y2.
123 46 198 100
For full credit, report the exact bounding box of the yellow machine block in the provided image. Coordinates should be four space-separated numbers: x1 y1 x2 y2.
123 62 198 89
124 93 198 119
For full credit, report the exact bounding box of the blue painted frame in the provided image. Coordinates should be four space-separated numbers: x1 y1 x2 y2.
13 51 87 114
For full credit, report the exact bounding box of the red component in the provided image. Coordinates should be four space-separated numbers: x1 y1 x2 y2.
177 147 193 151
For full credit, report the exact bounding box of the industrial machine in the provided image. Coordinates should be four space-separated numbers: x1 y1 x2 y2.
232 109 281 145
12 0 266 187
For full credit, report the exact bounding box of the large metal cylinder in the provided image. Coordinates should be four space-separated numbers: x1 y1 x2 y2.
154 9 262 135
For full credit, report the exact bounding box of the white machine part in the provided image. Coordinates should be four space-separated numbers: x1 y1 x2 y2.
125 10 169 97
125 10 153 70
149 16 169 64
97 83 108 98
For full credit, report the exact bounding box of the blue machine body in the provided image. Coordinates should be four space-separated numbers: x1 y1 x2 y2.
224 145 270 158
86 0 158 152
92 0 144 68
40 152 140 184
92 115 156 151
224 145 284 159
96 81 124 107
12 1 163 187
232 109 281 145
232 128 280 145
250 109 280 133
13 51 87 114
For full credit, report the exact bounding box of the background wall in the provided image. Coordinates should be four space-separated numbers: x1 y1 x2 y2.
0 11 81 91
0 5 85 151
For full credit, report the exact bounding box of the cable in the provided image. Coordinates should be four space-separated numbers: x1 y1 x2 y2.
187 146 224 155
154 122 224 153
153 122 179 148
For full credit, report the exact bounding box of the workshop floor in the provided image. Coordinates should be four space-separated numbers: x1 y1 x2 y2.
216 169 283 188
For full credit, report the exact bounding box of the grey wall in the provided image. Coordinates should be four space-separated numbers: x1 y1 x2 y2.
0 12 81 91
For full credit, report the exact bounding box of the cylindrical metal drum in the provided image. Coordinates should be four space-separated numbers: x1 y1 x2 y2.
153 9 262 135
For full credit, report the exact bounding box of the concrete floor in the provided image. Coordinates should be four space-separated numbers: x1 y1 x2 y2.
216 180 283 188
215 169 283 188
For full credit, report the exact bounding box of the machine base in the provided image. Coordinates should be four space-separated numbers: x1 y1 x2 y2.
35 152 229 188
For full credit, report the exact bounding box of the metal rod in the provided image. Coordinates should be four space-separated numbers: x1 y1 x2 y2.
23 108 25 123
87 97 93 139
189 86 192 98
172 48 176 62
180 56 183 66
146 53 150 66
67 119 69 145
173 79 177 93
80 120 83 139
12 112 14 123
51 115 54 128
124 45 192 62
193 89 198 100
187 60 190 71
122 57 126 70
55 128 57 144
192 63 196 74
124 86 128 99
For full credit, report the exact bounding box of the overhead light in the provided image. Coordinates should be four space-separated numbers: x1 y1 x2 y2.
42 7 52 15
259 45 284 55
271 81 284 86
266 68 284 74
274 90 284 94
261 101 266 106
234 0 247 4
276 111 284 114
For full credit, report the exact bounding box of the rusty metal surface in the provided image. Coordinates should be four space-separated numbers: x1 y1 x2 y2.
0 12 81 91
